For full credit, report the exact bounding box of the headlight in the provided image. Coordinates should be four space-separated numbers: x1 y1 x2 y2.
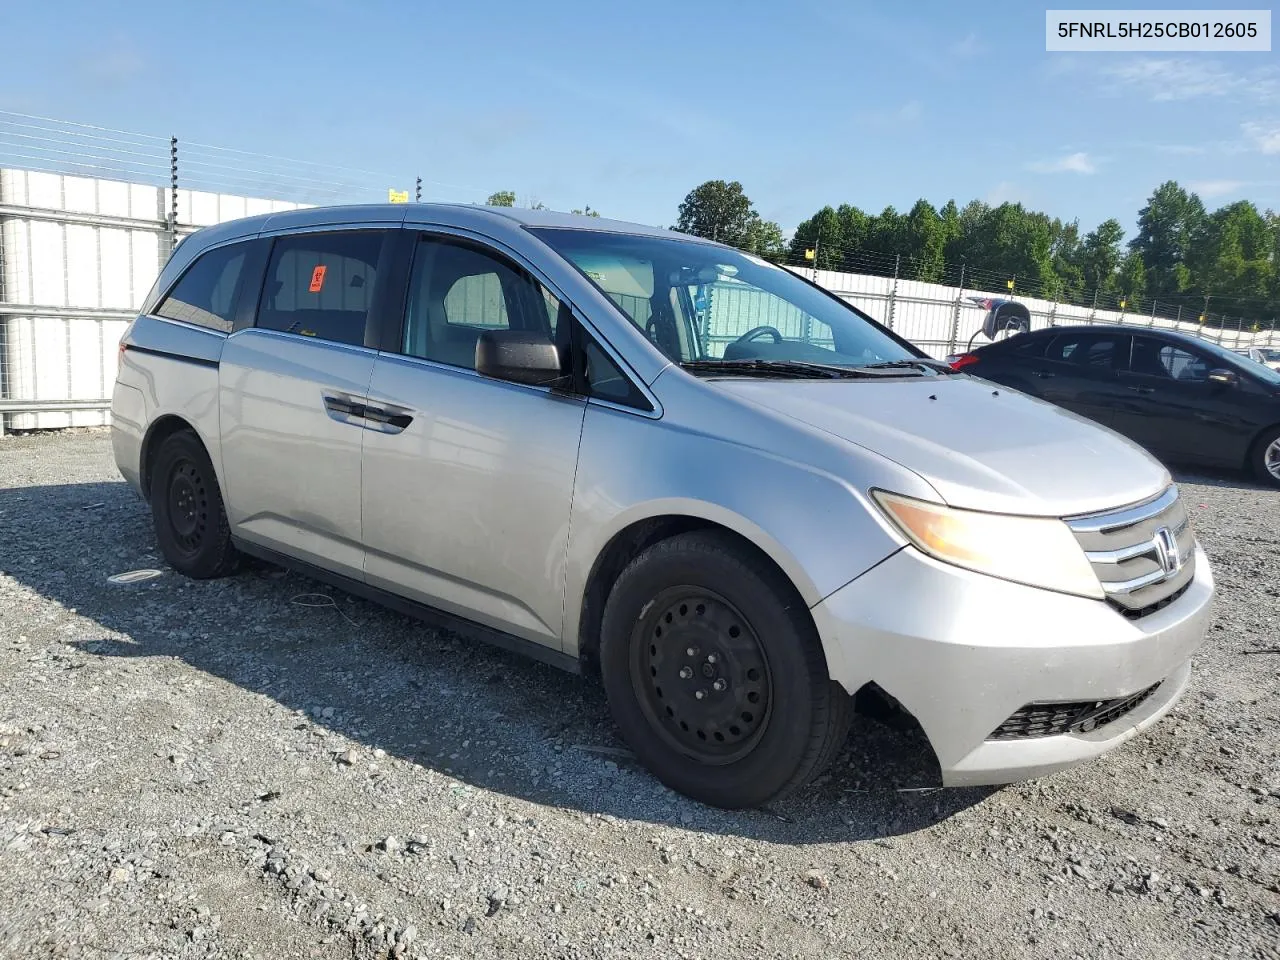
872 490 1103 599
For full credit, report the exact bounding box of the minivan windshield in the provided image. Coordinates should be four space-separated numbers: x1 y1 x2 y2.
531 228 926 376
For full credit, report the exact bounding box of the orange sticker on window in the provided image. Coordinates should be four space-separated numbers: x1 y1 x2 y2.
308 265 327 293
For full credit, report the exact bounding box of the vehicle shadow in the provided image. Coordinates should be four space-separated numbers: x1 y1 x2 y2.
1172 465 1276 491
0 478 992 845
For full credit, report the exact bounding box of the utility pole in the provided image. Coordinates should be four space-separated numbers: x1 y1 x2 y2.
947 262 966 354
886 253 900 330
169 136 179 256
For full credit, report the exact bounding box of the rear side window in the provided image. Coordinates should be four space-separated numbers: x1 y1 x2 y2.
256 231 384 347
1045 332 1126 369
1009 335 1048 357
156 243 247 332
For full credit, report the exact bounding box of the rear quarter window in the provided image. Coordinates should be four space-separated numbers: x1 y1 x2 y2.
155 243 248 333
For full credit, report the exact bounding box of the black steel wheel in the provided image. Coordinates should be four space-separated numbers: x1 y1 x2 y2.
149 428 239 579
632 589 772 764
600 530 852 809
165 458 209 557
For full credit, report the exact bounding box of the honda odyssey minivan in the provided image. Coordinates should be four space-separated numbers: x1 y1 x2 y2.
111 204 1215 808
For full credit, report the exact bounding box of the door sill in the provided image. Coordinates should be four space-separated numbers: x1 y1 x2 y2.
232 537 581 675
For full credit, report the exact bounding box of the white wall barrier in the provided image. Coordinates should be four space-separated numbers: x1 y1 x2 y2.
0 168 304 430
1 167 1275 432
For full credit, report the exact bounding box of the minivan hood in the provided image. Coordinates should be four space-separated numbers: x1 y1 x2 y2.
716 376 1171 517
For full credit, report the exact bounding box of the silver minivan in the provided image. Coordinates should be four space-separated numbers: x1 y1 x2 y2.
111 204 1215 808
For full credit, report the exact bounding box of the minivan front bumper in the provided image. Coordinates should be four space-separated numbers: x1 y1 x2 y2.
811 543 1214 786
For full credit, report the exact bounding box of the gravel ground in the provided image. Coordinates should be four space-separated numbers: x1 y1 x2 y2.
1 428 1277 960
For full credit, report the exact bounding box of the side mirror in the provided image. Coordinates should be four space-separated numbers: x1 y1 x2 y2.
1208 368 1239 387
475 329 564 386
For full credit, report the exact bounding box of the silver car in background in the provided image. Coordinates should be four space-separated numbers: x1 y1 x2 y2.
111 205 1215 808
1248 346 1280 373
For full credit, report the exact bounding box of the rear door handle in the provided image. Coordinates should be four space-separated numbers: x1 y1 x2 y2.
1126 385 1155 395
363 400 414 434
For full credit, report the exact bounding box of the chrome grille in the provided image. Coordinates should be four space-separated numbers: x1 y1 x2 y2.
1066 486 1196 615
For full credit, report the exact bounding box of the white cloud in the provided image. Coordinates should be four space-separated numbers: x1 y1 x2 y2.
1028 151 1097 174
1102 59 1279 102
1243 121 1280 154
897 100 923 122
1188 179 1245 198
949 31 982 59
986 181 1029 205
80 36 144 85
857 100 924 126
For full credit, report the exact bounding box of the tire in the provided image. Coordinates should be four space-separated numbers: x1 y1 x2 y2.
1250 425 1280 489
599 531 851 809
149 429 239 579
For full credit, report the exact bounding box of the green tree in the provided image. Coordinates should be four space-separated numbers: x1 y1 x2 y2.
743 218 786 260
486 190 515 207
836 204 870 261
868 205 907 260
1117 250 1147 310
570 205 601 218
938 200 962 279
904 199 947 282
1190 201 1274 303
675 180 759 246
1079 219 1125 296
788 205 844 269
1130 181 1205 299
1050 219 1084 302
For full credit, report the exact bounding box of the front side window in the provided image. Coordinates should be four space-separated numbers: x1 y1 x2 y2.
1159 345 1210 382
256 231 384 347
530 228 917 376
403 237 563 371
156 242 247 332
581 335 651 409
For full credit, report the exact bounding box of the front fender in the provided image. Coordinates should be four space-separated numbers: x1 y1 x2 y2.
562 401 922 658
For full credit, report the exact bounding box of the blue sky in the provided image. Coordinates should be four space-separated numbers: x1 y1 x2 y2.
3 0 1278 238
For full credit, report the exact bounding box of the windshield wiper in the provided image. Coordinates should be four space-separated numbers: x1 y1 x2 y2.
679 359 881 379
850 359 954 376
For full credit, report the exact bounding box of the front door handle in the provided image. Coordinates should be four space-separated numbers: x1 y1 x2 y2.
1126 385 1155 395
322 392 367 425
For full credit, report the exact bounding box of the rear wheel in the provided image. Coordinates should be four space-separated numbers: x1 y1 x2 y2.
149 429 239 578
599 531 851 809
1250 426 1280 489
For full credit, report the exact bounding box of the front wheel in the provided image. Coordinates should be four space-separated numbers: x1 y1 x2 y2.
1250 426 1280 489
599 531 851 809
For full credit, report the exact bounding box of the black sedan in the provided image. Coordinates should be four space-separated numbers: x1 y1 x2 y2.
950 325 1280 487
